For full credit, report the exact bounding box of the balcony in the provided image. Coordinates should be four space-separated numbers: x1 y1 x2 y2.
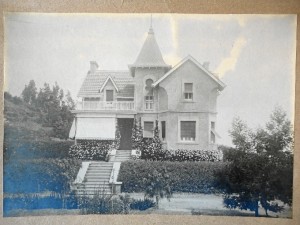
76 101 135 111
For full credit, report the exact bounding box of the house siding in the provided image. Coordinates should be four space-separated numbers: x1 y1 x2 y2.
159 60 219 113
158 112 211 150
134 67 166 112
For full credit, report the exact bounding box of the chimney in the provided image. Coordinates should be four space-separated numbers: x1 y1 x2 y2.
203 61 210 70
90 61 99 73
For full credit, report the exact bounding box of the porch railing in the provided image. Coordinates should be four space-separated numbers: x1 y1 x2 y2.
76 101 135 111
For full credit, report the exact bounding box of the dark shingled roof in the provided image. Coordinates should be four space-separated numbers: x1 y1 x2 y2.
77 70 134 98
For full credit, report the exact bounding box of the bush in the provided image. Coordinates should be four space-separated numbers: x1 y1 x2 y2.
141 145 223 162
69 140 115 161
4 158 81 193
3 192 79 215
118 161 227 193
218 145 239 161
78 192 129 214
130 198 155 211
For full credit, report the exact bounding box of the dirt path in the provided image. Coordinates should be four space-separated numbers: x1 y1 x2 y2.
127 192 292 218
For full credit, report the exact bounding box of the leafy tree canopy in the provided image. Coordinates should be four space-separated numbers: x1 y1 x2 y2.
223 107 293 217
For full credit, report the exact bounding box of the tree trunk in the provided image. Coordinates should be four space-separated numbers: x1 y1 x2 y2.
265 208 269 217
156 195 159 209
254 201 259 217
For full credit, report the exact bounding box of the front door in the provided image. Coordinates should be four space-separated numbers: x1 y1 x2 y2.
118 118 133 150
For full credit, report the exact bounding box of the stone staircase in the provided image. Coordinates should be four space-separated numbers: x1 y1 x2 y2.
74 150 132 196
114 150 132 162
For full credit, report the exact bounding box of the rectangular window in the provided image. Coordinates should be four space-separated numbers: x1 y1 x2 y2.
211 131 216 144
161 121 166 141
145 96 154 110
211 121 215 130
106 90 114 101
144 121 154 138
180 121 196 141
184 83 193 100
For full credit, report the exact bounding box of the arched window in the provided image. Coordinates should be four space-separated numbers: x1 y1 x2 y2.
145 79 154 110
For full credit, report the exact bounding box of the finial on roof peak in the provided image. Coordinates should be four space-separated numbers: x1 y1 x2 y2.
148 14 154 34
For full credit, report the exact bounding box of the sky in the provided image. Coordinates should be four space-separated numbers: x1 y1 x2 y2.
4 13 297 146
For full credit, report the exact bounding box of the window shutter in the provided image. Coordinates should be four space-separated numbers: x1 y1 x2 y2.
161 121 166 139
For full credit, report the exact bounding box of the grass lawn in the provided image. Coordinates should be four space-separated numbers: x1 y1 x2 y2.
127 192 292 218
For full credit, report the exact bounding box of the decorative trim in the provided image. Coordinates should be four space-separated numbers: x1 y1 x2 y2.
152 55 226 90
100 75 119 92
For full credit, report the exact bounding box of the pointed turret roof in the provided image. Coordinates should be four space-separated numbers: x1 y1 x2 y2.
129 27 171 75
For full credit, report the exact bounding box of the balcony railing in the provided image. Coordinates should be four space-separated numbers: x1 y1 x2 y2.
76 101 135 111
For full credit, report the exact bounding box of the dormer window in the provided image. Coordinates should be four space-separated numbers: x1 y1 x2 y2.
106 90 114 102
184 83 193 100
145 79 154 110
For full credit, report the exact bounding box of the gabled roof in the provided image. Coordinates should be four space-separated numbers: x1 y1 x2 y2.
78 71 134 98
129 28 170 68
152 55 226 91
99 76 119 92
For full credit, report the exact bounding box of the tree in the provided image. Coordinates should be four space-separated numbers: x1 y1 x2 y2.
222 151 293 217
222 108 294 217
264 107 293 155
151 120 162 152
131 117 143 150
143 168 172 208
229 117 254 152
21 80 37 105
229 107 293 155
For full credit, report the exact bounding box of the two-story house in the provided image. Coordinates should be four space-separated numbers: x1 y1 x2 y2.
69 26 225 150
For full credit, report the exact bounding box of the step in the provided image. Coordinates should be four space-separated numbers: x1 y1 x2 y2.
84 181 110 184
89 164 114 167
76 190 112 195
85 176 111 180
87 171 112 174
86 171 112 174
84 184 111 190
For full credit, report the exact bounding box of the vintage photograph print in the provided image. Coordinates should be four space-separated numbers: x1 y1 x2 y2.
3 13 296 218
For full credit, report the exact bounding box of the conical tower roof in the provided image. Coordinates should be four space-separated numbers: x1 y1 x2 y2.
131 27 170 68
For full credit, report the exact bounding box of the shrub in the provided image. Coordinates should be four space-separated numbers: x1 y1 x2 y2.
131 118 143 150
118 161 227 193
4 158 81 193
3 192 79 215
78 192 129 214
69 140 115 161
218 145 238 161
141 147 223 162
130 198 155 211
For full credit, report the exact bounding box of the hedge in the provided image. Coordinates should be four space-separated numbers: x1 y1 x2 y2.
69 140 115 161
118 160 227 193
141 146 223 162
4 158 81 193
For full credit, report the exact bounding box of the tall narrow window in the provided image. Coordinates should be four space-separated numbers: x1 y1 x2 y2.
144 121 154 138
184 83 193 100
106 90 114 101
145 96 154 110
145 79 154 110
211 121 215 130
211 121 216 144
211 131 216 144
161 121 166 141
180 121 196 141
